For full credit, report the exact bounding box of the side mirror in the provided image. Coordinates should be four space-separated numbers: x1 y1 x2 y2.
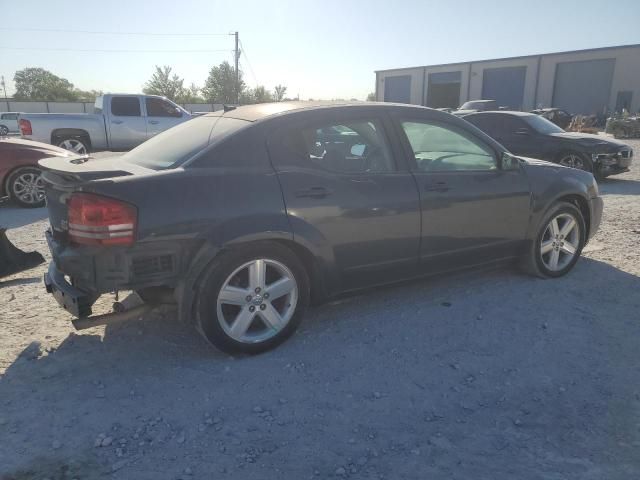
515 128 530 135
501 152 520 171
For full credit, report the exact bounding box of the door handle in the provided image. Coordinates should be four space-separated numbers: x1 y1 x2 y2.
148 120 159 125
425 181 449 192
111 120 123 124
294 186 332 199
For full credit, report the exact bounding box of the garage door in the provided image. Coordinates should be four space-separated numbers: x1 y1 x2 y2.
482 66 527 109
427 71 461 108
552 59 615 115
384 75 411 104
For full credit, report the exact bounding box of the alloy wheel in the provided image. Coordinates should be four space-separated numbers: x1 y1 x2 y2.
216 259 298 343
0 126 8 136
12 171 45 206
540 213 580 271
559 153 586 170
58 139 87 154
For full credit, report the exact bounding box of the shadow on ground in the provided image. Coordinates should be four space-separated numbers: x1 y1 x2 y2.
599 176 640 196
2 259 640 479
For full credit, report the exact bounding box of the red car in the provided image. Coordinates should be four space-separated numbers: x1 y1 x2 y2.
1 138 71 208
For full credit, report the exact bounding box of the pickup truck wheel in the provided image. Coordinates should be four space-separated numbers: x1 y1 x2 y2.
56 137 89 155
6 167 46 208
0 125 8 136
521 202 585 278
195 243 310 355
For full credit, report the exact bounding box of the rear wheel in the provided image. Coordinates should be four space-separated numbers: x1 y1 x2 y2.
522 202 585 278
195 243 310 354
0 125 8 136
6 167 46 208
56 136 89 155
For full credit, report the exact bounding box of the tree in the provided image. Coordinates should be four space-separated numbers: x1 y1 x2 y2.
252 85 273 103
13 67 78 101
274 84 287 102
143 65 185 101
366 92 376 101
178 83 204 103
202 61 244 104
74 89 103 102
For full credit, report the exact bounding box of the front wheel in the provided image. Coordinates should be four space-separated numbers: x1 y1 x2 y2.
522 202 586 278
195 243 310 354
0 125 9 136
557 151 592 173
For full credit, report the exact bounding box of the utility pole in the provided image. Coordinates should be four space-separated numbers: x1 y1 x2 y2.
234 31 240 105
0 76 7 100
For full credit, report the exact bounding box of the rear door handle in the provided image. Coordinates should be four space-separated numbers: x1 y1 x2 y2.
148 120 159 125
111 120 123 125
294 186 332 198
425 181 449 192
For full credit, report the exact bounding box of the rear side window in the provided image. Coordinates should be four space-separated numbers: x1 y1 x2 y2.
2 113 18 120
466 114 499 136
122 116 249 169
111 97 141 117
271 118 395 174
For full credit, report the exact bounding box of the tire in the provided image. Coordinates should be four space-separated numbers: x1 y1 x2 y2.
556 151 593 173
195 242 310 355
6 167 46 208
522 201 586 278
0 125 8 136
56 136 90 155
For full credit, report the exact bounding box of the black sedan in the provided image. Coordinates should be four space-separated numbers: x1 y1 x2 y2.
463 111 633 177
40 102 602 354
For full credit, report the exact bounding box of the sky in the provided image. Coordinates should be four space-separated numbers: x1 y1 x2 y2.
2 0 640 101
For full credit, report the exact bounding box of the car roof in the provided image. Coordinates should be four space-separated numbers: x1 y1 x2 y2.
203 101 434 122
466 110 534 118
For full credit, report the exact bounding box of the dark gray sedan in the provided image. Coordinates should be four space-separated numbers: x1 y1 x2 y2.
40 102 602 354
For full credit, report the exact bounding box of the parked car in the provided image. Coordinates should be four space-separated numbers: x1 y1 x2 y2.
0 112 21 135
1 138 71 207
453 99 499 116
463 111 633 177
41 102 602 354
19 94 192 154
530 108 573 129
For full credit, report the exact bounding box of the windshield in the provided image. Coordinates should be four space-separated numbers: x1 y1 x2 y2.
523 114 565 134
122 115 250 169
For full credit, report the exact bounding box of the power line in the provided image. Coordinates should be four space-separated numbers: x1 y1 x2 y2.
0 46 233 53
0 27 232 36
238 39 259 86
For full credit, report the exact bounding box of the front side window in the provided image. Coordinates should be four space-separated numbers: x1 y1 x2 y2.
276 119 395 174
401 121 497 172
111 97 141 117
523 114 565 134
146 97 182 118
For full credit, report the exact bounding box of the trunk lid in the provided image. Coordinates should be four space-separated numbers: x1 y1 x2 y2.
38 155 150 238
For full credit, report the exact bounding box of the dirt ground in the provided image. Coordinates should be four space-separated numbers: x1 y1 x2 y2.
1 140 640 480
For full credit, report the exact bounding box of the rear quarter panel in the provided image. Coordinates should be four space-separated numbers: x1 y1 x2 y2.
19 113 107 149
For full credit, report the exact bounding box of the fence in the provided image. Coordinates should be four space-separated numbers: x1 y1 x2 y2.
0 100 224 114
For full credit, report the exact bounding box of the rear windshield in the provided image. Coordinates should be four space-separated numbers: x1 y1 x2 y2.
122 116 250 169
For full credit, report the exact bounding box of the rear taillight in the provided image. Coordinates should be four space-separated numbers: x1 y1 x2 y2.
67 193 137 246
19 119 32 135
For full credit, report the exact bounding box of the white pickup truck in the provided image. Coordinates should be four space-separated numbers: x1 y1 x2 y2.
18 94 192 154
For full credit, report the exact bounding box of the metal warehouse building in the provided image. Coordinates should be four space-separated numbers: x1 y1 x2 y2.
375 44 640 115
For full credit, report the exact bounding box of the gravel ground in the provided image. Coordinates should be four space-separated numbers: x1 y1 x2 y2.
1 142 640 480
